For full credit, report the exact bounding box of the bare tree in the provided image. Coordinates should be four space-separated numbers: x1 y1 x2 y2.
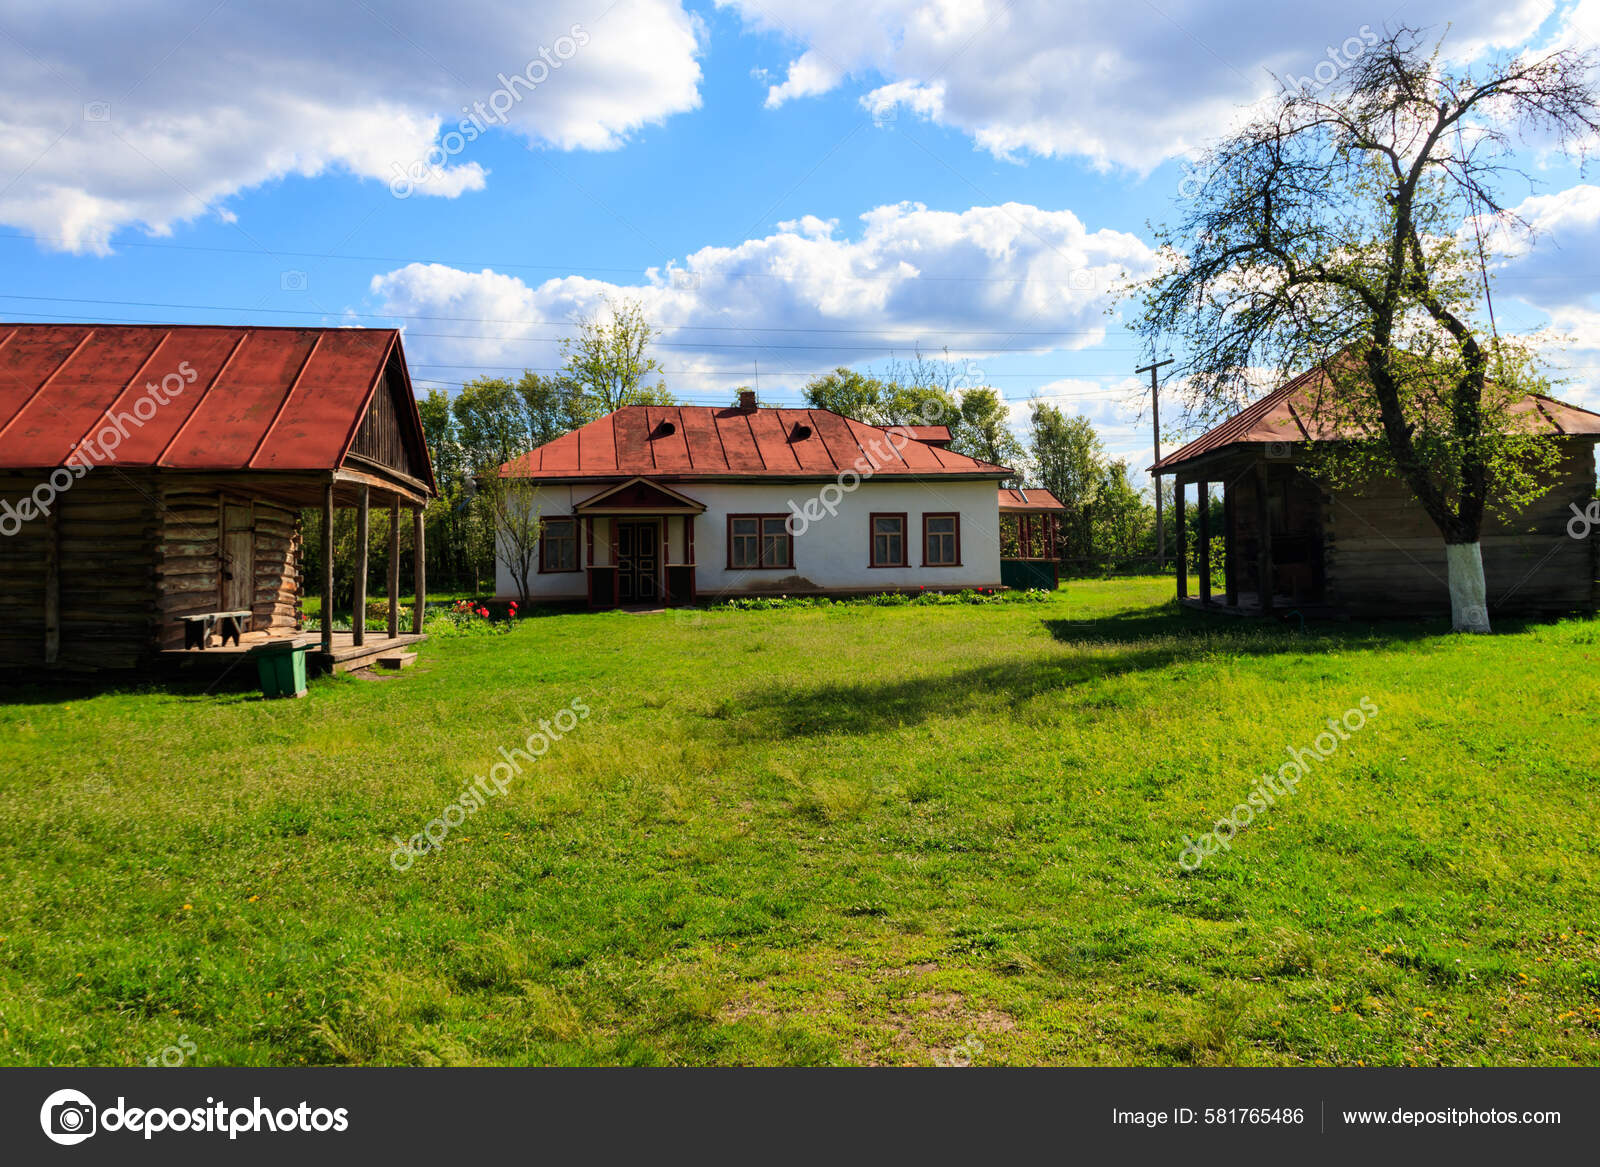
483 475 544 605
1136 26 1600 631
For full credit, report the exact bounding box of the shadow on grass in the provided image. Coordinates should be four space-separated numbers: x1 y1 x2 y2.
729 601 1451 739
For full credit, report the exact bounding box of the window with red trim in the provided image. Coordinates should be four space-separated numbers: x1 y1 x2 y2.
539 517 579 572
870 513 907 567
728 514 793 569
923 513 960 566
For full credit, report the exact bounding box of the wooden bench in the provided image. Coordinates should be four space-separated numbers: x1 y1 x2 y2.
180 610 252 650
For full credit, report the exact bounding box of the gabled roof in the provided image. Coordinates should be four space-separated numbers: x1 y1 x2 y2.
499 405 1011 480
574 477 706 513
1151 361 1600 474
998 486 1065 511
0 323 434 492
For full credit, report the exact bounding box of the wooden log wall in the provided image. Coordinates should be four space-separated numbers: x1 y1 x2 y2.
1323 436 1598 615
0 470 159 670
155 480 303 651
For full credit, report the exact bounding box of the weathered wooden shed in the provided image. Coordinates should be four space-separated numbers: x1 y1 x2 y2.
0 324 436 673
1151 364 1600 618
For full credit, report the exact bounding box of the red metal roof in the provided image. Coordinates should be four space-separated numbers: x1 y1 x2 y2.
998 486 1065 511
0 323 417 476
1151 361 1600 473
500 406 1012 479
901 424 953 446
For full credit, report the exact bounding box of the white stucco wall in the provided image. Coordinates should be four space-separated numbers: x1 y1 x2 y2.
495 478 1002 601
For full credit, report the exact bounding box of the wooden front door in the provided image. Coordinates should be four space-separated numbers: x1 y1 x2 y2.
221 501 254 613
615 520 658 604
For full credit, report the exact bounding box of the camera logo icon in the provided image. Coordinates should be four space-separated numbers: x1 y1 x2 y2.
83 101 111 122
40 1089 97 1145
280 270 308 292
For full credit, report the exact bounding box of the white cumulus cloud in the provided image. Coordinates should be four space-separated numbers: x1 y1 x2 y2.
720 0 1556 170
369 200 1158 394
0 0 703 252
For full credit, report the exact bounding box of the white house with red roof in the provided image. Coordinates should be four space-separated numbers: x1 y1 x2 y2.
494 390 1024 606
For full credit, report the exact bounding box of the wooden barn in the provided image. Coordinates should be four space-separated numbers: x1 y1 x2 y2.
0 324 436 674
1151 364 1600 618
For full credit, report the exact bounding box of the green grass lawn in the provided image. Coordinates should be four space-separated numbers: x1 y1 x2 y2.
2 577 1598 1066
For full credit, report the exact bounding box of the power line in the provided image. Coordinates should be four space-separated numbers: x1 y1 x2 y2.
0 293 1138 339
0 229 1139 288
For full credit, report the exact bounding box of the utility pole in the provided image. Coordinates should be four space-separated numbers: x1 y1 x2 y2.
1136 358 1174 568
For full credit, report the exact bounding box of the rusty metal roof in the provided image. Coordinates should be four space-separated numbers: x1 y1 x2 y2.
0 324 422 479
500 406 1012 479
998 486 1065 511
901 424 953 446
1151 361 1600 473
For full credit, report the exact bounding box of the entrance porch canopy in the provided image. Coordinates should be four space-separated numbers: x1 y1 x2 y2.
573 477 704 607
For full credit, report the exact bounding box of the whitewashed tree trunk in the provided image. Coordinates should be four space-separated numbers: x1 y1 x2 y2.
1446 542 1491 633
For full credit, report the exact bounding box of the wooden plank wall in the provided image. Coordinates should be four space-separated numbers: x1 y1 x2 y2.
348 364 427 483
1324 437 1598 615
155 480 302 650
0 470 159 669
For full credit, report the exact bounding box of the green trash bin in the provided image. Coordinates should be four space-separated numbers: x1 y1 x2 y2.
256 640 309 699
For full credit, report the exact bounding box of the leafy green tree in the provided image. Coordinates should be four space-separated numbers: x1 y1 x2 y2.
560 296 675 413
802 367 891 419
1136 26 1598 631
452 376 533 471
1091 460 1150 565
954 386 1026 478
1029 404 1104 560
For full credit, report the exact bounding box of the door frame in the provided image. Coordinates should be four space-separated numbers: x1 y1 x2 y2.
218 495 255 616
614 517 662 605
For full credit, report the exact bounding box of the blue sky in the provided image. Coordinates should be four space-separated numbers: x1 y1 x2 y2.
4 0 1600 480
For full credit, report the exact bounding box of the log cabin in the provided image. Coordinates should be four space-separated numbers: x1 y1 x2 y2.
1151 362 1600 618
0 324 436 674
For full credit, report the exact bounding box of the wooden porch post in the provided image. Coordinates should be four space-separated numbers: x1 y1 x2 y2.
412 506 426 634
352 485 369 647
1255 460 1274 614
387 496 400 639
1197 480 1211 605
1174 479 1187 599
321 482 334 654
1223 479 1238 607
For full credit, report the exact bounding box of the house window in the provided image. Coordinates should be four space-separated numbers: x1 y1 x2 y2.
870 513 907 567
728 514 793 569
539 517 579 572
923 513 960 566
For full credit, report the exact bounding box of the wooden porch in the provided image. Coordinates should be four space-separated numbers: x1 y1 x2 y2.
158 629 427 676
1164 449 1328 616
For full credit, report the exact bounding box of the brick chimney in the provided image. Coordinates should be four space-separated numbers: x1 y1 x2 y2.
738 389 758 411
